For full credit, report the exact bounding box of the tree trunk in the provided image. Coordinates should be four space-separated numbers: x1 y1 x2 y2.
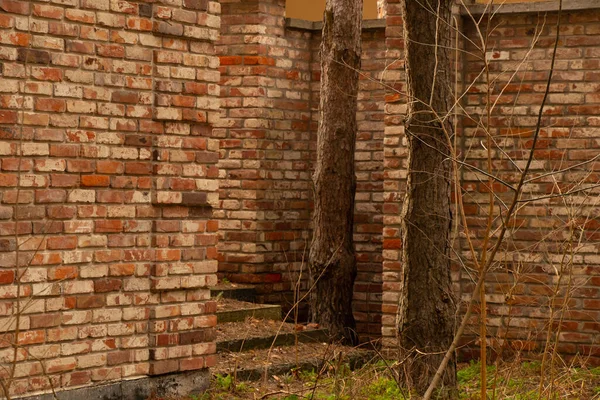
309 0 363 345
398 0 457 396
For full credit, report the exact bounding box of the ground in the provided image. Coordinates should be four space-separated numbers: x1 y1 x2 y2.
197 285 600 400
187 357 600 399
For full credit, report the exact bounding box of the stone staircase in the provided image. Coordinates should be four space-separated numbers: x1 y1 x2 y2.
209 283 374 381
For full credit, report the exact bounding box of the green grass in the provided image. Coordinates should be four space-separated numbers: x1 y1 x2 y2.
362 376 406 400
194 360 600 400
214 373 233 391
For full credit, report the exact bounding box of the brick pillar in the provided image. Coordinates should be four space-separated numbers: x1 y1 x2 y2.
147 0 220 377
352 25 387 339
381 0 407 346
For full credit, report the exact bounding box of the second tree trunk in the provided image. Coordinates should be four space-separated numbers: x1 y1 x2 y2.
309 0 363 345
398 0 458 396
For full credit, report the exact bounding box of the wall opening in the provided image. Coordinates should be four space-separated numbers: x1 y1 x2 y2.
285 0 380 21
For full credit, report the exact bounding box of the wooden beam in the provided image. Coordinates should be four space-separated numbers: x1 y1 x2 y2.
464 0 600 15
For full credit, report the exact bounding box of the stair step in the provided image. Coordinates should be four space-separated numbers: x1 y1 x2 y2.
218 329 329 353
216 319 329 352
213 342 375 381
216 299 281 323
210 283 256 302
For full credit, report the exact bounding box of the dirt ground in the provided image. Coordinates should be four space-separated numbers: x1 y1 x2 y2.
196 357 600 400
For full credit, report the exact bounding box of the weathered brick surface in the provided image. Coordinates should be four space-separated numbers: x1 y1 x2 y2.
216 0 313 315
2 2 600 394
380 0 406 346
0 0 219 397
216 0 385 338
380 2 600 363
219 1 600 348
457 8 600 362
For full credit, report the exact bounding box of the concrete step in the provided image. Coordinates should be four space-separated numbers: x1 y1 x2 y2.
210 283 256 302
216 299 281 323
213 342 375 381
216 319 329 353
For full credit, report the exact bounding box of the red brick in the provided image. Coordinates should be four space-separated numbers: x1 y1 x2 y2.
0 110 17 124
383 239 401 249
243 56 275 66
95 220 123 233
35 99 66 113
94 279 122 293
0 0 30 15
66 40 95 54
31 67 63 82
107 350 132 366
149 360 178 376
67 160 95 173
179 357 204 371
153 334 178 347
126 17 153 31
96 161 124 174
184 82 208 95
0 174 18 187
0 14 12 28
0 270 14 285
48 266 78 281
153 21 183 37
63 371 91 387
219 56 242 66
97 44 125 58
50 174 80 187
31 253 62 266
77 295 105 308
46 358 76 373
95 250 121 262
125 162 152 175
30 314 61 328
18 330 45 345
3 32 29 47
183 0 208 11
49 22 80 38
47 236 77 250
96 191 124 203
81 175 110 187
33 4 63 19
111 91 139 104
65 9 96 24
109 264 135 276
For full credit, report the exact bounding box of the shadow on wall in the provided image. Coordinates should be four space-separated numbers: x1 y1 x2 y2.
285 0 380 21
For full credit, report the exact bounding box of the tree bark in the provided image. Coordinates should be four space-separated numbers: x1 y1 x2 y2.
309 0 362 345
398 0 458 396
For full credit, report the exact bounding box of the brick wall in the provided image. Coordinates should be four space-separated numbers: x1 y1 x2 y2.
351 27 386 338
458 8 600 361
381 0 406 346
216 0 313 314
0 0 220 397
381 3 600 361
217 1 386 338
2 2 600 396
